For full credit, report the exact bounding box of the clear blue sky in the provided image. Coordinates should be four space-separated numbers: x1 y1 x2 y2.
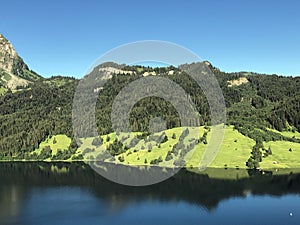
1 0 299 77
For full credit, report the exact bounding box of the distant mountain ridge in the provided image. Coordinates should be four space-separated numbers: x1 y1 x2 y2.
0 34 41 89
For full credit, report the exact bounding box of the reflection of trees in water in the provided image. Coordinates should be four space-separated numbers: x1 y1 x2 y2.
0 184 27 223
1 162 300 212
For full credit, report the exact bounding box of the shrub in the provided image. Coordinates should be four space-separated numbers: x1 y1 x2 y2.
71 154 84 160
161 135 168 143
174 158 185 167
82 148 93 154
148 143 152 152
118 155 125 162
150 156 163 165
165 151 173 161
92 137 102 146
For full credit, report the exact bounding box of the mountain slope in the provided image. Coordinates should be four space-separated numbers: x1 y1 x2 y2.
1 35 300 171
0 34 41 89
1 61 300 170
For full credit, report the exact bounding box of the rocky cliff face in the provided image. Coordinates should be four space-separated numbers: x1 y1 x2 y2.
0 34 18 73
0 34 40 89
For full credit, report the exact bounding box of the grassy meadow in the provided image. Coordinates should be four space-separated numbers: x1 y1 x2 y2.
31 134 71 158
25 125 300 178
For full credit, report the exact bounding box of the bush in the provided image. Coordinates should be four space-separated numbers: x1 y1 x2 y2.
150 156 163 165
71 154 84 160
92 137 102 146
82 147 94 154
106 138 124 155
129 137 140 148
161 135 168 143
137 132 150 140
62 151 72 160
118 155 125 162
266 146 272 155
165 151 173 161
171 143 179 156
174 158 185 167
38 146 52 160
179 128 189 142
68 140 78 154
246 158 259 169
148 143 152 152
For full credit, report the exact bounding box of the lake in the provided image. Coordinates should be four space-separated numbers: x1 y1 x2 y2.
0 163 299 225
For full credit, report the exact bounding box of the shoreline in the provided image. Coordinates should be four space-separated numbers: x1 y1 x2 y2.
1 160 300 179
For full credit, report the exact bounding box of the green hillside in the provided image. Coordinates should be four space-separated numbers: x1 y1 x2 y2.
16 125 300 177
1 61 300 176
83 126 300 171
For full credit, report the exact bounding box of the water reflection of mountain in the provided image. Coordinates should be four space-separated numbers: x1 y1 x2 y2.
1 162 300 213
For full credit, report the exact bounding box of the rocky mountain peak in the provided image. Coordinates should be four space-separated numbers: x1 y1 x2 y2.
0 34 19 73
0 34 40 89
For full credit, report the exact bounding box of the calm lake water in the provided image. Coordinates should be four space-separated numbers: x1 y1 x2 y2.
0 163 300 225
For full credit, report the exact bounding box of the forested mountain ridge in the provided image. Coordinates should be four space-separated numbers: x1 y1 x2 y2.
1 35 300 170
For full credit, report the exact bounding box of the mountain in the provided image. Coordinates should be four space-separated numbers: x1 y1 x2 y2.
1 35 300 172
0 34 41 90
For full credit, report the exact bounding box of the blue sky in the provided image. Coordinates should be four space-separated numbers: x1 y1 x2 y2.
1 0 299 77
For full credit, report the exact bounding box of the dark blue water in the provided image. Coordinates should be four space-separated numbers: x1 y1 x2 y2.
1 163 299 225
